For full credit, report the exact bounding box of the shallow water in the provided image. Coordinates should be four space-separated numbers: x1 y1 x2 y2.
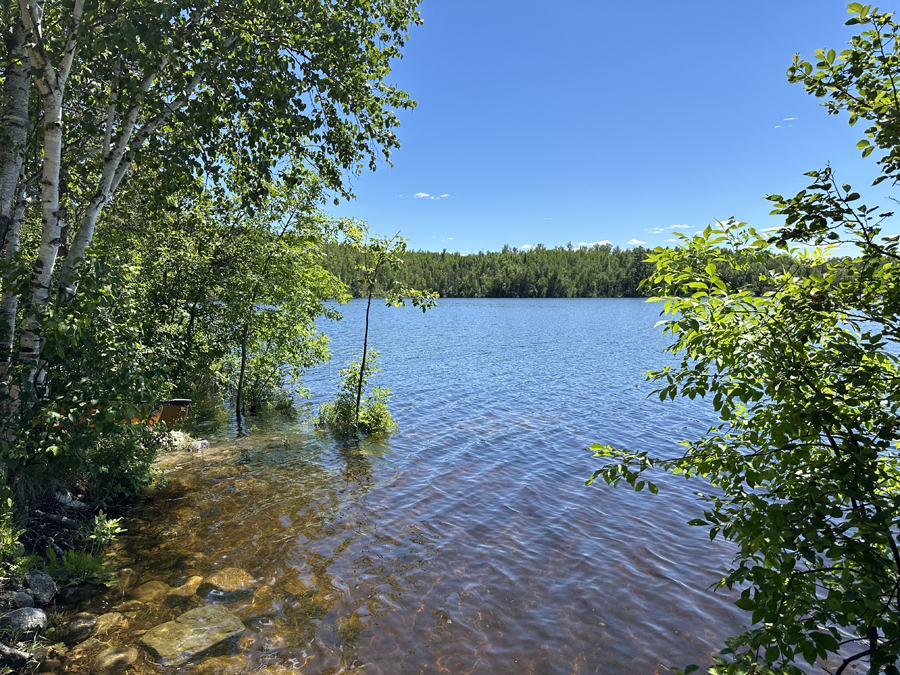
65 299 763 674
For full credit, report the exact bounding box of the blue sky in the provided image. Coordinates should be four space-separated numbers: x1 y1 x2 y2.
329 0 896 254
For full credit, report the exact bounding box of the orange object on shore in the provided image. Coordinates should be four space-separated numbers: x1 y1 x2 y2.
129 399 192 426
155 399 192 426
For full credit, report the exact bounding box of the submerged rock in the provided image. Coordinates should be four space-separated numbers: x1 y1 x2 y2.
91 645 139 675
139 604 244 667
189 439 210 452
190 654 250 675
169 575 204 597
94 612 126 636
206 568 253 592
60 612 97 644
0 606 48 632
130 580 172 602
26 571 57 605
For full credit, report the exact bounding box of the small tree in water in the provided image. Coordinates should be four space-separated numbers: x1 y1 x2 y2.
317 352 394 435
319 224 437 436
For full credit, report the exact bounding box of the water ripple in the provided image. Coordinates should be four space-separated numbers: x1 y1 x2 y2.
82 299 762 674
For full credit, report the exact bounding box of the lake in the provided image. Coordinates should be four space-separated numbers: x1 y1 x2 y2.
70 298 753 674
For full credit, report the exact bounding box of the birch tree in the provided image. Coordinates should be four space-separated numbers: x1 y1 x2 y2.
0 0 421 410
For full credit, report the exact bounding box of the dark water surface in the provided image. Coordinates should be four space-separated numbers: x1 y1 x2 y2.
72 299 756 674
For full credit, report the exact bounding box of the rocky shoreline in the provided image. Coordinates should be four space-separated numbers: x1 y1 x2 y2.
1 566 259 673
0 432 216 674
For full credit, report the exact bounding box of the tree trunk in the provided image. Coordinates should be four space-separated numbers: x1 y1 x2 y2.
15 0 83 391
0 189 30 366
16 93 63 392
355 287 374 430
57 63 163 299
0 190 30 428
0 19 31 252
235 321 249 419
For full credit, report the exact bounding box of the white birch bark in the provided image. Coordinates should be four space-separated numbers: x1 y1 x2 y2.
0 19 31 252
57 60 165 298
16 0 83 390
58 54 229 297
0 15 33 395
0 190 31 387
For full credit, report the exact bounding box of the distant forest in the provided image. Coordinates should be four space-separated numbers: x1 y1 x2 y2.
322 242 834 299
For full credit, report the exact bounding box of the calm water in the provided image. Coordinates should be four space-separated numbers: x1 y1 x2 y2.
72 299 757 674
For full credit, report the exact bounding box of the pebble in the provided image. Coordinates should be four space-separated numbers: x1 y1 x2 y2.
91 645 139 675
61 612 97 644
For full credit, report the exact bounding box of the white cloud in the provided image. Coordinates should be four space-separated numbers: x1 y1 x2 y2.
544 217 553 221
627 238 646 245
413 192 430 198
774 125 782 128
666 238 679 242
578 240 612 247
645 227 666 234
440 194 450 198
447 237 454 240
762 226 783 232
666 224 686 230
783 117 798 121
521 244 536 251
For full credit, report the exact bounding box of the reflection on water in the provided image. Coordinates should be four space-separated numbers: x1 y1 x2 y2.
60 299 756 674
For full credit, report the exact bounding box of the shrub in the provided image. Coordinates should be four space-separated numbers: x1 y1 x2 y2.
317 352 395 436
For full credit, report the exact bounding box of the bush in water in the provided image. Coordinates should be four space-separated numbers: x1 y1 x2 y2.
317 352 395 436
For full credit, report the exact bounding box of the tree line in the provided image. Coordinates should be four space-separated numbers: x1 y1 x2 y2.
323 239 840 298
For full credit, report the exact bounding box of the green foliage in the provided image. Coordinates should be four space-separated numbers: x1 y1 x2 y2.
0 521 27 575
337 226 436 431
343 225 440 311
589 6 900 673
1 246 170 498
81 510 125 557
102 177 346 417
322 240 835 299
44 511 124 587
590 218 900 673
317 352 395 436
44 547 110 588
786 2 900 185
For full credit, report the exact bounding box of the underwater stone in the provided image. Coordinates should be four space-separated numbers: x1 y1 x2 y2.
129 580 172 602
91 645 139 675
169 575 204 597
94 612 126 636
139 604 244 667
61 612 97 644
206 568 253 592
